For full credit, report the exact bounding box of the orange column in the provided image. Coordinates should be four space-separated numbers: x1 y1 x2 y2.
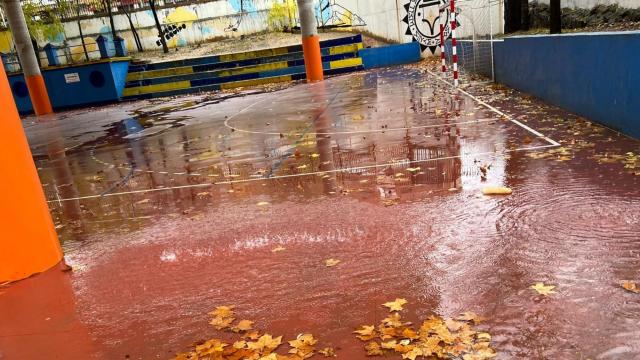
25 74 53 115
297 0 324 82
0 62 63 283
3 0 53 115
302 35 324 82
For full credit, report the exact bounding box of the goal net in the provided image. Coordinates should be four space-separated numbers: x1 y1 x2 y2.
443 0 503 83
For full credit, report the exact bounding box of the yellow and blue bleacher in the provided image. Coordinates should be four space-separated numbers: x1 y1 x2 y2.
123 35 365 100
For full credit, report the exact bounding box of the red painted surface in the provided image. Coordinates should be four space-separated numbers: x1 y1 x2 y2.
0 67 639 359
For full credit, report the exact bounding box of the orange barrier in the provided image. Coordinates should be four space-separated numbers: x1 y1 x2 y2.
25 74 53 115
302 35 324 82
0 62 62 283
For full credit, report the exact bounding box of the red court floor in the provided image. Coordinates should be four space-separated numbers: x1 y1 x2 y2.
1 65 639 359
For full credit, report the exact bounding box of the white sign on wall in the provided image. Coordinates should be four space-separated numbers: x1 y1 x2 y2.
64 73 80 83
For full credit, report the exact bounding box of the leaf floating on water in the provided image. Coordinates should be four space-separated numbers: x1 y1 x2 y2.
383 298 408 312
210 314 235 330
355 300 496 359
621 280 640 293
209 305 235 318
271 246 286 253
481 187 513 196
324 258 341 267
232 320 254 333
530 282 556 296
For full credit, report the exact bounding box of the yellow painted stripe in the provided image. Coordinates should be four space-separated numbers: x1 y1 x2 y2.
123 80 191 96
219 47 289 62
329 57 363 69
329 43 363 55
127 66 194 82
218 61 289 77
219 75 293 90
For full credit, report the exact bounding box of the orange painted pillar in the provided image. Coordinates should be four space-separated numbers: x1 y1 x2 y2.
3 0 53 115
297 0 324 82
0 62 63 283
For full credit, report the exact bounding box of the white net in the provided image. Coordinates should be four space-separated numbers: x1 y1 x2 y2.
444 0 503 82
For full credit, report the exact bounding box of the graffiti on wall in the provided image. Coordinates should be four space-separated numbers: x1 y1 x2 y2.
318 0 366 29
403 0 458 54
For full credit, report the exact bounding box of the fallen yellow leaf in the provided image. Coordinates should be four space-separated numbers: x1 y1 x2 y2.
324 258 341 267
621 280 640 293
354 325 376 341
318 347 336 357
530 282 556 296
383 298 408 312
232 320 254 332
209 305 235 318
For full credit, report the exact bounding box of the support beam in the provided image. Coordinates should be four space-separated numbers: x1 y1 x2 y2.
550 0 562 34
297 0 323 82
0 61 62 283
3 0 53 115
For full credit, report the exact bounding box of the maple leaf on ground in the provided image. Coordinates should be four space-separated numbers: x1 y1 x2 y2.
210 315 235 330
354 325 376 341
318 347 337 357
324 258 341 267
247 334 282 353
209 305 235 318
621 280 640 293
232 320 254 333
288 333 317 358
402 347 424 360
383 298 408 312
382 312 404 328
530 282 556 296
364 341 384 356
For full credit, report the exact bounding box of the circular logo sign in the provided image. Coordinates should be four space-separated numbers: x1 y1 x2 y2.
403 0 452 53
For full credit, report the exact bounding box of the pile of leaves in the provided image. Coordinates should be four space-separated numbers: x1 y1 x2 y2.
174 305 335 360
592 152 639 176
353 299 496 360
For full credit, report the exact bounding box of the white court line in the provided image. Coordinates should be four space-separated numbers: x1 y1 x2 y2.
66 71 562 203
49 143 557 203
226 118 497 136
426 70 561 147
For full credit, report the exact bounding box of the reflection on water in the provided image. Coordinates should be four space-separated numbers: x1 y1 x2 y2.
7 67 639 359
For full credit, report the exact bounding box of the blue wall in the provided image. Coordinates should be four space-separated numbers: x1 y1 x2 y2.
8 60 129 114
494 31 640 139
360 42 421 69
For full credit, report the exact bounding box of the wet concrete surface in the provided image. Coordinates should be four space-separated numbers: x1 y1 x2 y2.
1 65 639 359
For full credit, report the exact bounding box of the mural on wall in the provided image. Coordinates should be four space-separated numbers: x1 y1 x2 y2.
403 0 458 54
317 0 366 29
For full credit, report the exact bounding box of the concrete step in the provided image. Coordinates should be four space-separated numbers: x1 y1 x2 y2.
127 35 363 74
124 44 362 87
